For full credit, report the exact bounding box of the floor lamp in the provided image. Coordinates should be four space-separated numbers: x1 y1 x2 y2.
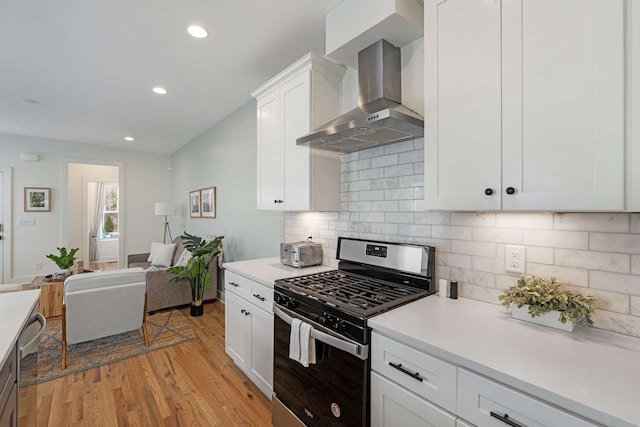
154 202 176 243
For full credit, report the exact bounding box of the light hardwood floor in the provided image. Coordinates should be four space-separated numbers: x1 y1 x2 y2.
21 301 273 426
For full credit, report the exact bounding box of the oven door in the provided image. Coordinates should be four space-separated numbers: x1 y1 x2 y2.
273 305 369 427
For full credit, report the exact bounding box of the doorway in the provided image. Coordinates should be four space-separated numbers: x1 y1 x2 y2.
0 167 12 283
66 161 123 270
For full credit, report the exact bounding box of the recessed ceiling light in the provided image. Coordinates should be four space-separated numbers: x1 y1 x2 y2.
124 136 134 142
187 25 208 39
152 87 167 95
20 98 40 104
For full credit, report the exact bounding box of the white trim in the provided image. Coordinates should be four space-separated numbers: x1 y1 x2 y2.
0 167 12 283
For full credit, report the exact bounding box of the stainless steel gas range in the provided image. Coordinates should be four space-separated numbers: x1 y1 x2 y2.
272 237 435 427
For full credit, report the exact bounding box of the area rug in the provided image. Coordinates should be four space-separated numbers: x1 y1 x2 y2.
21 309 195 386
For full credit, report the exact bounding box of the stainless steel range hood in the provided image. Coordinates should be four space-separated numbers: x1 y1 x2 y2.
297 39 423 153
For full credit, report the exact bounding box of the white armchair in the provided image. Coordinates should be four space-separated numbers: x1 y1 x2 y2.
62 268 149 369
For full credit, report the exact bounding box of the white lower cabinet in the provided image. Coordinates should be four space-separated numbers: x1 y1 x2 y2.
371 372 456 427
457 369 598 427
224 271 273 399
372 331 601 427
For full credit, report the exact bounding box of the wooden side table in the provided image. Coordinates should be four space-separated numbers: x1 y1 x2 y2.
26 276 64 317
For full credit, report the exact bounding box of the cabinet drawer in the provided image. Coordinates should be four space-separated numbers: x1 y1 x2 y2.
371 372 456 427
225 271 251 299
457 369 598 427
371 332 457 413
248 281 273 313
0 383 16 427
0 344 17 419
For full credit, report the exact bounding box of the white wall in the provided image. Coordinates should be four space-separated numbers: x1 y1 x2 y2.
0 133 172 282
171 101 284 263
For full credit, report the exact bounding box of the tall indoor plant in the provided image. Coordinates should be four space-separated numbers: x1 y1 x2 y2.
167 232 223 316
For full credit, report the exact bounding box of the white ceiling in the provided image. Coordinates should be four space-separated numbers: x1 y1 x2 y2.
0 0 343 154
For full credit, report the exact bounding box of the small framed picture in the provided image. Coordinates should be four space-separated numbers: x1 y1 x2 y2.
201 187 216 218
189 190 201 218
24 187 51 212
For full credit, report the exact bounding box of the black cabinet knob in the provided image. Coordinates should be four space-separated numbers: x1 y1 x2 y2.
484 188 494 196
506 187 516 195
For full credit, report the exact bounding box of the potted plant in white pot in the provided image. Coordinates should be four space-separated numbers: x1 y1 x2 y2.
167 232 223 316
46 247 79 280
498 275 596 332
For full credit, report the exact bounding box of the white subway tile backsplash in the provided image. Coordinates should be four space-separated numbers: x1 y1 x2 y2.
555 249 630 273
590 232 640 254
283 143 640 337
632 296 640 316
526 263 589 287
524 229 588 249
590 271 640 296
432 225 472 240
384 164 414 178
473 227 523 244
371 154 398 168
385 188 414 200
496 213 554 229
415 211 451 225
384 212 414 224
451 240 497 257
526 246 554 265
399 149 424 164
554 213 629 232
383 140 415 154
451 212 497 227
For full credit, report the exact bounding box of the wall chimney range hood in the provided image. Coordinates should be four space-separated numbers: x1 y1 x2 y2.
297 39 423 153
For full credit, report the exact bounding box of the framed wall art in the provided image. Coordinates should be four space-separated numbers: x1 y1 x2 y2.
189 190 201 218
24 187 51 212
200 187 216 218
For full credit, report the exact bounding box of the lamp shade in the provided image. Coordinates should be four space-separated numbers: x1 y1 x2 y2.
154 202 176 216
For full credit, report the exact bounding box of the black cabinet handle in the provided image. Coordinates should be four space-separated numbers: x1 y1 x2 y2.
244 311 250 316
484 188 494 196
506 187 516 195
274 199 284 204
253 294 266 302
240 309 245 314
229 282 239 287
490 411 524 427
388 362 423 382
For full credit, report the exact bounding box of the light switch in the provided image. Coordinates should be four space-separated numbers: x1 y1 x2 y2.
17 218 35 226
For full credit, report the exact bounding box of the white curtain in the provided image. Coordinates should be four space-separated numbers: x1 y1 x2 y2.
88 181 105 261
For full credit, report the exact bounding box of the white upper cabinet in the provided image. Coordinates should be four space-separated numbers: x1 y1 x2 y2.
425 0 625 211
252 53 346 211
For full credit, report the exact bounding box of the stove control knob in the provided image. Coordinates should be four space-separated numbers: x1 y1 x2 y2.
286 300 298 309
276 295 287 305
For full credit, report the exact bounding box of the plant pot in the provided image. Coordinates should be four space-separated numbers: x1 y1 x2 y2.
190 304 204 317
511 305 575 332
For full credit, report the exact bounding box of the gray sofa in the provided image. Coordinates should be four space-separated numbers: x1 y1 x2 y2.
127 236 217 312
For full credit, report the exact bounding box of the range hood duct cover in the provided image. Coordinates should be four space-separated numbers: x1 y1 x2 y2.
297 39 423 153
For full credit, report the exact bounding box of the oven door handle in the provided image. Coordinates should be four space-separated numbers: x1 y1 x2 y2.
274 305 368 360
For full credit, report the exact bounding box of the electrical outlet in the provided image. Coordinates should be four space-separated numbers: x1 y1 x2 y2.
34 262 42 270
505 245 525 274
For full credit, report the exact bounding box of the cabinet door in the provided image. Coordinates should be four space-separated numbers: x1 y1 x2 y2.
502 0 625 211
424 0 502 210
281 72 312 211
371 372 456 427
225 292 250 370
256 89 284 210
249 306 274 397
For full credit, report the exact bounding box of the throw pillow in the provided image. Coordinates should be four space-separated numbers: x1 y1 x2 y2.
175 248 192 267
151 243 176 267
147 242 163 263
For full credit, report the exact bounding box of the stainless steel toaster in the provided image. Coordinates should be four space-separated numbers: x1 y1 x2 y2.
280 241 323 268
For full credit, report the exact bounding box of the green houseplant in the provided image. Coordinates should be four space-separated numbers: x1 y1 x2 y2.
46 247 79 278
498 275 596 330
167 232 223 316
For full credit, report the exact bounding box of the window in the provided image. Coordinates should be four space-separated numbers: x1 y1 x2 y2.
102 183 119 239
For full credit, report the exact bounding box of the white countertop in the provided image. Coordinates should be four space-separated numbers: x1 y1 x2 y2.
222 257 335 288
0 290 40 368
369 296 640 427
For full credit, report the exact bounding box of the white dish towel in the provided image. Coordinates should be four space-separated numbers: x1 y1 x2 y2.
289 318 317 367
